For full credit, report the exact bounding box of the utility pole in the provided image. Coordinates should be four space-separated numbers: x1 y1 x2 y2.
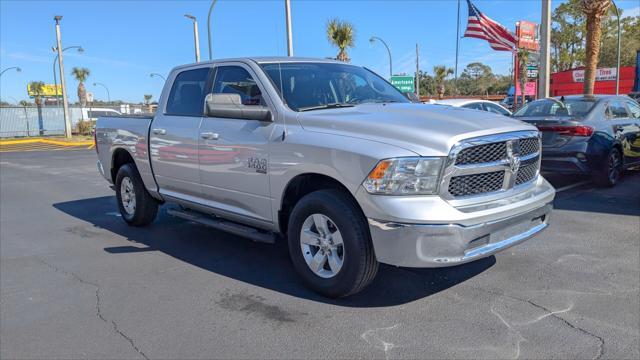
454 0 461 87
185 14 200 62
285 0 293 56
54 16 72 139
612 0 621 95
207 0 218 60
415 43 420 98
538 0 551 99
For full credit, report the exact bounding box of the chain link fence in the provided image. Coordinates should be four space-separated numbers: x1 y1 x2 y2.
0 105 151 138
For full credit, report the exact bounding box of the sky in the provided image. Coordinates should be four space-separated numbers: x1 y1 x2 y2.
1 0 639 103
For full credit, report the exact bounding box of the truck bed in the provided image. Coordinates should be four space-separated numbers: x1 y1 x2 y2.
95 115 157 194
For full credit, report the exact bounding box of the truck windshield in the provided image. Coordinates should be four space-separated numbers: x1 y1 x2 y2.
261 62 409 111
513 98 596 118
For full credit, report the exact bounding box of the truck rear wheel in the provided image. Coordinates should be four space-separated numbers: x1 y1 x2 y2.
287 189 378 298
115 163 158 226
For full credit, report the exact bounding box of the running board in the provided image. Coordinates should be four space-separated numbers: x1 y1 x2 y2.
166 208 276 244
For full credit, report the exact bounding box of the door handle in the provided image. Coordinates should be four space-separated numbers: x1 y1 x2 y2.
152 128 166 135
201 132 219 140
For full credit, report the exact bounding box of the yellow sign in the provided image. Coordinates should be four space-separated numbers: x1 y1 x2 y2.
27 84 62 97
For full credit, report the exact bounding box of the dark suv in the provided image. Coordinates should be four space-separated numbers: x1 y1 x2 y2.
513 95 640 186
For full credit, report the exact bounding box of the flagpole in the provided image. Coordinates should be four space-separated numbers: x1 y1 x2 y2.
454 0 461 91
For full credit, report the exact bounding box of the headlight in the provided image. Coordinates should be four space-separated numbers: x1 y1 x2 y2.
362 157 443 195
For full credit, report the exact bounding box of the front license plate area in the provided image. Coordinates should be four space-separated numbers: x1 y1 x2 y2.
490 217 542 244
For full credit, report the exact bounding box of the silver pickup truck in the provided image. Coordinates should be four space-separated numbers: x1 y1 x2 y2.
95 57 555 297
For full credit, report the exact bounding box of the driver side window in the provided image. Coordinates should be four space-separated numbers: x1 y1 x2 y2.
211 66 263 106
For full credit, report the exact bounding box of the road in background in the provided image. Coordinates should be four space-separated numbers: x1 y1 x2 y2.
1 150 638 359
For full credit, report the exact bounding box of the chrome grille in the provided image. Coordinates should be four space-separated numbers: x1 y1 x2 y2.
515 160 538 185
441 131 541 200
448 171 504 197
520 138 540 156
455 142 507 165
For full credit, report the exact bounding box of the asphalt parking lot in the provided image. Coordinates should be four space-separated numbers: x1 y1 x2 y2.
1 150 639 359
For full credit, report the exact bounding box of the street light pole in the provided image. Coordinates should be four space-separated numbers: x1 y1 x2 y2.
285 0 293 56
184 14 201 62
612 0 621 95
93 82 110 103
538 0 551 99
0 67 21 77
150 73 167 81
207 0 218 60
52 46 83 105
370 36 392 78
54 16 72 139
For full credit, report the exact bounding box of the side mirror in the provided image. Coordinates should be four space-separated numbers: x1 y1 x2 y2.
205 93 272 121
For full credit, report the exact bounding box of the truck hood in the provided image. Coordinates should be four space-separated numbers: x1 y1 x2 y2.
297 103 537 156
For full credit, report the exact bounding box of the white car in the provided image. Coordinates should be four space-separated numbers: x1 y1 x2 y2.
81 107 121 121
436 99 512 116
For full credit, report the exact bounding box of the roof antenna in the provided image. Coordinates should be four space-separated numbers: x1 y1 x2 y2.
560 96 565 103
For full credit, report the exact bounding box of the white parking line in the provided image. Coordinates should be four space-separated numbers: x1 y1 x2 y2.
555 180 590 192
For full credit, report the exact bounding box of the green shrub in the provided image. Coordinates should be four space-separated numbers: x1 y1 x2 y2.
76 120 96 135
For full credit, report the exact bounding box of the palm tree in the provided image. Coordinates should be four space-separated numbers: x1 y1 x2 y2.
28 81 45 135
144 94 153 112
326 18 355 62
580 0 611 95
517 49 530 110
433 65 453 99
71 67 91 106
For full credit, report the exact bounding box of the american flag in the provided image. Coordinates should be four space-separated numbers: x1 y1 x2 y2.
463 0 518 52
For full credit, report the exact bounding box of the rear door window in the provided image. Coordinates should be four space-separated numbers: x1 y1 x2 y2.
606 101 630 119
626 101 640 119
166 67 212 116
462 102 484 111
484 102 511 116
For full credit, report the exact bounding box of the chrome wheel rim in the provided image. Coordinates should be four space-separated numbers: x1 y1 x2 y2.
608 151 621 183
300 214 344 279
120 177 136 215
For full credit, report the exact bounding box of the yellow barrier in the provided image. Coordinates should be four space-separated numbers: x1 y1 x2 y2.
0 138 93 147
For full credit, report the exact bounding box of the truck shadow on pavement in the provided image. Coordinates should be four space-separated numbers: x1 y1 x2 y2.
54 196 494 307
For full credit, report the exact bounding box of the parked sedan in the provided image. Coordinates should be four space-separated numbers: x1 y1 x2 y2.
436 99 512 116
512 95 640 186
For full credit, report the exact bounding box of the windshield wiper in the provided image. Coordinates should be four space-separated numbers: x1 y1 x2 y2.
298 103 355 112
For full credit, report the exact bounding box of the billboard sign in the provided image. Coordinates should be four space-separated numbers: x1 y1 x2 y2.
515 82 537 96
390 76 415 93
516 20 539 51
572 68 617 82
27 84 62 97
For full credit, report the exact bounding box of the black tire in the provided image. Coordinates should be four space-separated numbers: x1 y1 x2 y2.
115 163 159 226
287 189 378 298
592 147 623 187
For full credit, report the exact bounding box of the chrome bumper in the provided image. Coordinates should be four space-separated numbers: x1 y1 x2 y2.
368 202 552 268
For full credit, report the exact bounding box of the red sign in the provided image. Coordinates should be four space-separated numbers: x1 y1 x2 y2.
516 21 539 51
515 82 537 96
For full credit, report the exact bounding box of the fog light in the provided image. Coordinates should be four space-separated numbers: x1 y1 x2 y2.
576 153 587 162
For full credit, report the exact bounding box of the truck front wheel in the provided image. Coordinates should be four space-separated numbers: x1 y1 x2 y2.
115 164 158 226
287 189 378 298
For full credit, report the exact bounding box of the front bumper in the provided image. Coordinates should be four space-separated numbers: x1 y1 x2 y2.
358 177 555 267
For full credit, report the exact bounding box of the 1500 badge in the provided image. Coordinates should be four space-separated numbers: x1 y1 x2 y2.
248 157 267 174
